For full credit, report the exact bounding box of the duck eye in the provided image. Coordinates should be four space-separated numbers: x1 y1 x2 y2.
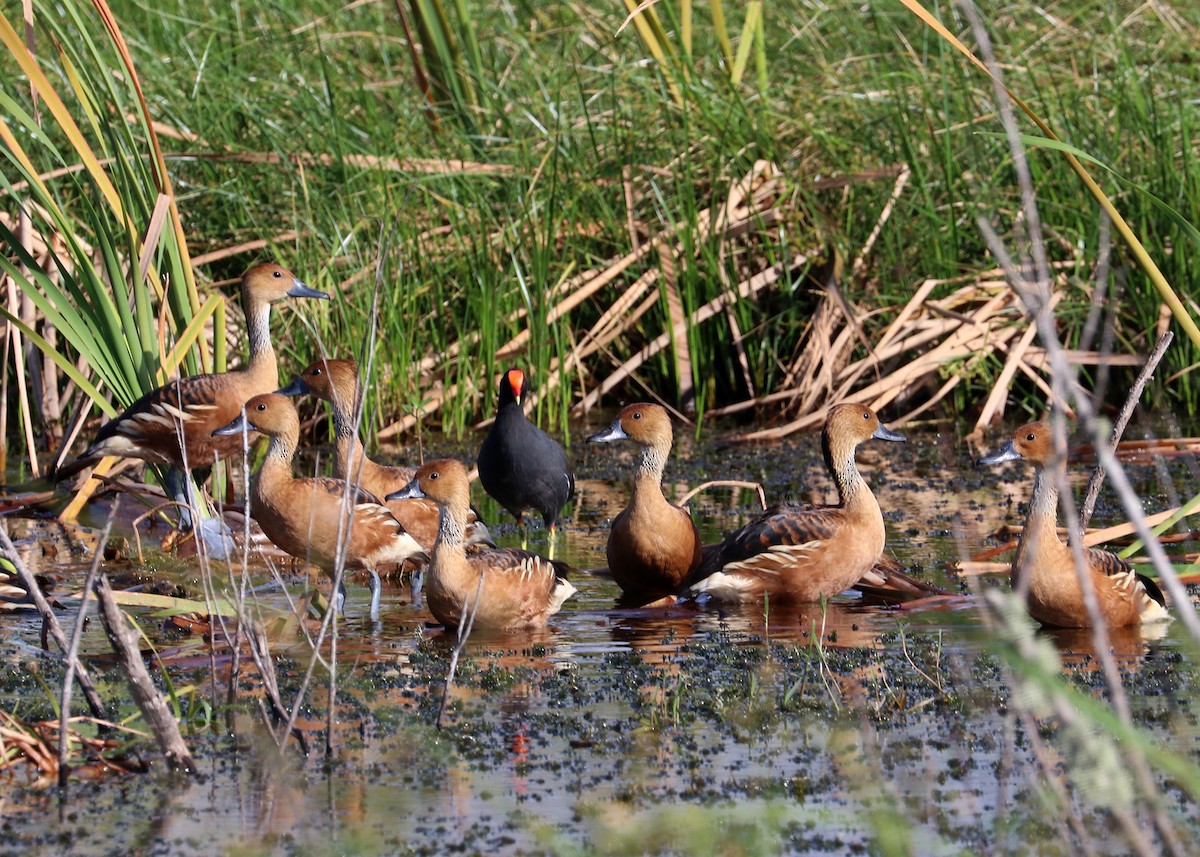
429 471 439 481
256 403 267 411
862 411 870 420
272 270 281 278
1026 432 1036 441
632 411 642 420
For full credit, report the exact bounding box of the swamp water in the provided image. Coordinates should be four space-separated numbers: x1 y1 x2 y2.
0 424 1198 856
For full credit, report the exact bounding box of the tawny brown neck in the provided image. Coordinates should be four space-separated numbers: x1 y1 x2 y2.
826 436 866 508
327 389 368 480
435 493 472 551
633 442 668 484
334 435 369 483
1013 464 1064 586
242 295 278 387
253 431 296 504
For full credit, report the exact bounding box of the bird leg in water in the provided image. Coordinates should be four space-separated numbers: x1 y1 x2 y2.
366 568 381 623
164 467 194 532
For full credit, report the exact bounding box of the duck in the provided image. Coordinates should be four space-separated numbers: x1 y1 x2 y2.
587 403 702 602
57 263 328 524
477 368 574 545
212 393 423 620
686 403 906 603
278 357 492 549
979 420 1169 628
387 458 576 630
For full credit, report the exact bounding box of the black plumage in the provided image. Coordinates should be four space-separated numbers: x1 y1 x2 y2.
477 368 574 532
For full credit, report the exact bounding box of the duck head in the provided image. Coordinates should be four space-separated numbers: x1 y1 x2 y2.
212 392 300 440
387 458 470 505
587 403 674 450
824 403 906 446
979 421 1059 468
242 262 329 303
278 357 358 407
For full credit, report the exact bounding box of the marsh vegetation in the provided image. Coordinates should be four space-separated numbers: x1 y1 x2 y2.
2 0 1200 854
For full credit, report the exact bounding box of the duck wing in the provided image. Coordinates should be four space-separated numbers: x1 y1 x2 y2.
82 373 244 466
306 476 387 508
1087 547 1167 609
695 502 839 580
853 554 953 604
468 547 572 587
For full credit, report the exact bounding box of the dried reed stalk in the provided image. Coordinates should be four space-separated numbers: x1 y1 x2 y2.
94 573 195 772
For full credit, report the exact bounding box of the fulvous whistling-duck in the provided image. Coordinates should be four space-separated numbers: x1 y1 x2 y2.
213 393 422 620
587 403 702 602
388 458 575 630
979 420 1169 628
278 357 492 549
60 263 327 526
687 403 905 603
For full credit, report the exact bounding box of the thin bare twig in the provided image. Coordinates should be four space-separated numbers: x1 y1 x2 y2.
437 571 486 731
58 511 114 788
677 479 767 510
1079 331 1174 528
0 526 106 720
94 573 194 772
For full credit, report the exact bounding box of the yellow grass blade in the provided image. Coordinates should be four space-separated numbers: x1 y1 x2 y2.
898 0 1200 352
0 13 124 217
729 0 761 86
156 295 222 384
620 0 683 107
60 457 117 522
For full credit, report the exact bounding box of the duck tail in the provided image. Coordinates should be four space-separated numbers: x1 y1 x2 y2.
854 555 952 605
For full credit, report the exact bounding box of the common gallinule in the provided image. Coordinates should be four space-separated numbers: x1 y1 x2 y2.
477 368 574 552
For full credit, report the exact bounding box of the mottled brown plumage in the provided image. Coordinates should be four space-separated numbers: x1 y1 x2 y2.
389 459 575 630
587 403 702 601
64 263 327 475
213 394 422 620
279 358 492 549
979 421 1169 628
688 403 905 603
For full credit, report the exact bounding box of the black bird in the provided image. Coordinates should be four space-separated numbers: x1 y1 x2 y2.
477 368 574 550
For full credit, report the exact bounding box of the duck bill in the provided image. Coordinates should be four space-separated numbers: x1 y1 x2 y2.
275 376 310 397
978 440 1022 466
386 478 425 502
287 279 330 300
212 413 252 437
872 423 906 443
587 420 628 443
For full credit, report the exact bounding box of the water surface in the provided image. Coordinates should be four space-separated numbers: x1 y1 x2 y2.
1 423 1197 856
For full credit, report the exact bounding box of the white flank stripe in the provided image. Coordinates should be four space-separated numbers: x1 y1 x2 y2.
689 572 758 597
134 412 176 428
157 403 194 422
